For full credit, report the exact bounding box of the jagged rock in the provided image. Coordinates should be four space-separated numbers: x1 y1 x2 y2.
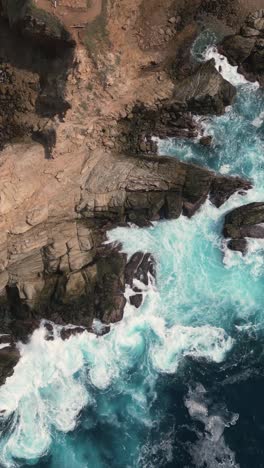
125 252 156 308
220 35 256 64
210 176 252 208
79 151 250 224
227 238 248 254
60 326 85 340
0 345 20 386
0 12 73 150
0 0 258 385
119 59 235 152
94 252 127 324
223 202 264 253
0 141 250 341
172 60 236 115
220 9 264 84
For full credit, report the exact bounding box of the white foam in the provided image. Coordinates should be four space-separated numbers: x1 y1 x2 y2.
252 111 264 128
204 46 258 88
151 325 234 374
0 344 10 350
185 385 239 467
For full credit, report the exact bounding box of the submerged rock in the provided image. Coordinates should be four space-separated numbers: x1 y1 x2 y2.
223 202 264 253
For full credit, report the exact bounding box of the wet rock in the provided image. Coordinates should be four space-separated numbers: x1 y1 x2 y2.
210 176 252 208
224 202 264 253
0 345 20 386
9 319 40 343
220 10 264 84
129 292 143 308
200 135 213 146
60 326 85 340
125 252 156 308
125 252 156 287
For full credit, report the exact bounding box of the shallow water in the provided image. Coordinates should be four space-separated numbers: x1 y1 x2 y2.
1 36 264 468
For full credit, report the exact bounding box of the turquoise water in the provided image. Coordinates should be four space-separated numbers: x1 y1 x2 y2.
1 39 264 467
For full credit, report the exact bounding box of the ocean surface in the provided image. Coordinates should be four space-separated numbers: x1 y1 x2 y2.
1 32 264 468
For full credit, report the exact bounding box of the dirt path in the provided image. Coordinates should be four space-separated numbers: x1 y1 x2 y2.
35 0 102 28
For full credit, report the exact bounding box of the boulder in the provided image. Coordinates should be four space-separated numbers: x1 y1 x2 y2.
78 151 251 224
200 135 213 146
223 202 264 253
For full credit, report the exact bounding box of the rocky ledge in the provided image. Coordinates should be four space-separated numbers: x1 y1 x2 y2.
223 202 264 254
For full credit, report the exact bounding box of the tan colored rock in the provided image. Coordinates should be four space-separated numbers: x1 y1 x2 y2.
65 272 86 298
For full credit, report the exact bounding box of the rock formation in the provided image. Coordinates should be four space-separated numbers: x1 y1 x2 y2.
223 202 264 254
220 9 264 85
0 0 257 384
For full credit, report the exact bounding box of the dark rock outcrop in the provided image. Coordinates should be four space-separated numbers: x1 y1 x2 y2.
119 60 235 155
0 3 74 151
1 0 74 47
172 59 236 115
220 9 264 84
125 252 156 308
223 202 264 253
0 344 20 386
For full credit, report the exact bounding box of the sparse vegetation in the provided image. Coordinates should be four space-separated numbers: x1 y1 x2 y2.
80 102 88 112
86 82 94 92
83 0 110 63
30 3 64 36
2 0 65 37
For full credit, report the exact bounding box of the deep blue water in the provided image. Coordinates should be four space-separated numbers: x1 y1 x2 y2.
1 34 264 468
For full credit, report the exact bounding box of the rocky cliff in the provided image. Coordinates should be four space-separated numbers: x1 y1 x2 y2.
0 0 258 384
220 9 264 85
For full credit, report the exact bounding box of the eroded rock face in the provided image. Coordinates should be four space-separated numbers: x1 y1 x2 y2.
0 143 251 342
223 202 264 253
172 59 236 115
220 9 264 84
78 151 251 224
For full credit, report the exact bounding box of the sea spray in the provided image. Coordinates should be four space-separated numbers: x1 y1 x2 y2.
0 40 264 468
